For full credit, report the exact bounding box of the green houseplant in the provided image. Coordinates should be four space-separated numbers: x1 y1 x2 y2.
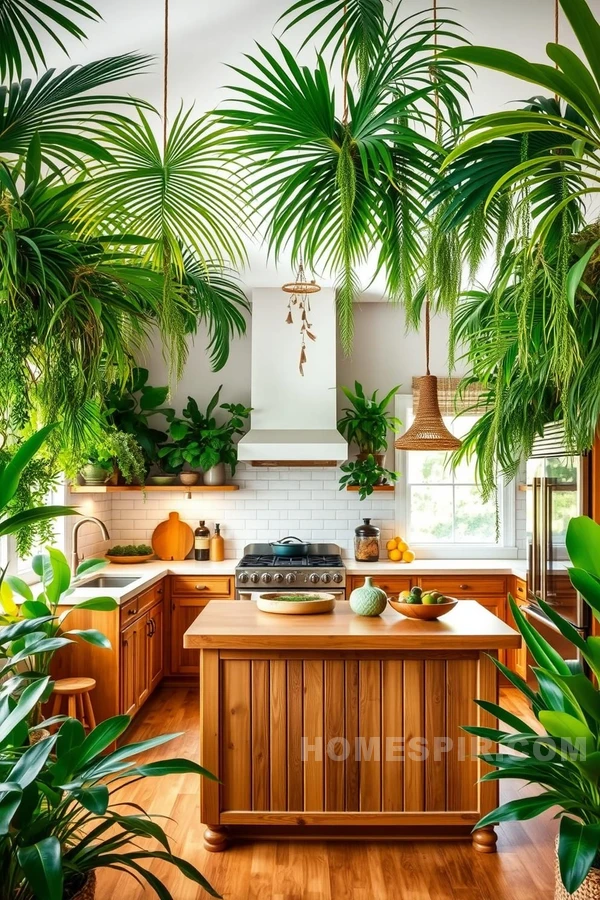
159 386 251 485
79 430 146 487
0 672 220 899
337 381 401 462
465 515 600 896
339 453 399 501
105 368 173 476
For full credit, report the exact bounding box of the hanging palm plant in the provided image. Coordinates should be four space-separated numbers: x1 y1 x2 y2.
220 1 469 352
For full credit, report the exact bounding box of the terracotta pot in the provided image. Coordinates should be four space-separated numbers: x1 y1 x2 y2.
179 472 200 486
555 842 600 899
67 871 96 900
203 462 226 486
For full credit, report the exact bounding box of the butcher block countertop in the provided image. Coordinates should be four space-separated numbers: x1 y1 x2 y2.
183 599 520 651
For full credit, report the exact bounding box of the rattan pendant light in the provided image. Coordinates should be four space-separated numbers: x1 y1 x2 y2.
395 0 461 453
395 301 462 451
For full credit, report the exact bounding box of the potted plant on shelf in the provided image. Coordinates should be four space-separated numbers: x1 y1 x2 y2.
339 454 399 501
465 515 600 898
337 382 402 464
79 430 146 487
105 367 173 478
159 386 251 486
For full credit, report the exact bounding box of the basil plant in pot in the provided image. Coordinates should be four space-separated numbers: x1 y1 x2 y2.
159 385 251 486
337 382 402 465
466 515 600 897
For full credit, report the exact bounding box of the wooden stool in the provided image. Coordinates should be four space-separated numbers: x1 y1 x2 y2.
51 677 97 731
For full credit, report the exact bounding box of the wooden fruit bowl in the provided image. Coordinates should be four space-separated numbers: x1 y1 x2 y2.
257 592 337 615
388 597 458 620
105 554 154 565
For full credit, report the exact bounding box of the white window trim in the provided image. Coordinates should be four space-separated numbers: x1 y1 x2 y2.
4 481 69 585
394 394 517 559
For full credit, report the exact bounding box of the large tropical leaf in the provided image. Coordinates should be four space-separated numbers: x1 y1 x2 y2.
0 0 100 82
77 106 248 273
0 53 153 167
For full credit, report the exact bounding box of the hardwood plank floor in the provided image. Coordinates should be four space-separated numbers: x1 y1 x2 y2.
98 686 556 900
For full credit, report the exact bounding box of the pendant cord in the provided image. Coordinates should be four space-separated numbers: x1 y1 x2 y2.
554 0 559 100
425 0 437 376
163 0 169 153
425 300 431 376
342 2 349 126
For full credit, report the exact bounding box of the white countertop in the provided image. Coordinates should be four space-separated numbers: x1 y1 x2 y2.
59 556 527 605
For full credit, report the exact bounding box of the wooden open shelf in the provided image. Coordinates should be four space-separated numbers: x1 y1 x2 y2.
69 484 239 493
346 484 395 493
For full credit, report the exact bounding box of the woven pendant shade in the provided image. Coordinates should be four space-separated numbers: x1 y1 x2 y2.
394 301 462 452
395 374 462 450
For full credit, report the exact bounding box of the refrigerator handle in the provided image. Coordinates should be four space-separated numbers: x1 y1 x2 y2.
540 476 548 603
531 477 540 599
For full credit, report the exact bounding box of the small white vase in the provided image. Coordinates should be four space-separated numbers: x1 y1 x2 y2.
203 463 226 486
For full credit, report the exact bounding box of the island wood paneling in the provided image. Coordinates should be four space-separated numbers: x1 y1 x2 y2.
214 652 488 819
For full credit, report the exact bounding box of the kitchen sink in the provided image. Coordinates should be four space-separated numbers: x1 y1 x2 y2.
81 576 139 589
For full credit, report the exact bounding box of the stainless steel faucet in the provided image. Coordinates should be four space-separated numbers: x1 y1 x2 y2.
72 516 110 571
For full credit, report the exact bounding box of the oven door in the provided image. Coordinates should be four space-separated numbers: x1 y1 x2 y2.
237 589 346 602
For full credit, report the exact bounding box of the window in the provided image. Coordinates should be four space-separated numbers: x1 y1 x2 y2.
395 395 516 558
4 481 67 584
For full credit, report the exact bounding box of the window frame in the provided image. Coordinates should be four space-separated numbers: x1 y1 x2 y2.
3 480 68 585
394 394 517 559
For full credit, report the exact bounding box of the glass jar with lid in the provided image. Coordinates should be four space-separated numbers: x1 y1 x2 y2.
354 518 380 562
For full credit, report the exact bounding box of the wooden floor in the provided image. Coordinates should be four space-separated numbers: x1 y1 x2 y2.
98 686 556 900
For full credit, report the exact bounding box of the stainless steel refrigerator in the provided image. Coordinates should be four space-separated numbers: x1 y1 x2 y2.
525 424 591 669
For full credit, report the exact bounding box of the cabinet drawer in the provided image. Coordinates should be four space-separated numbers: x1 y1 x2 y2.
419 575 506 597
170 575 234 598
514 577 527 600
350 575 412 596
120 579 165 627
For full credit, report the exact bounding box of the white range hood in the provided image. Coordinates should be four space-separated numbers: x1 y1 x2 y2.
237 287 348 465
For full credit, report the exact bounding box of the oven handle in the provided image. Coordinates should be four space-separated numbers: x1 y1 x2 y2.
237 590 346 602
523 603 586 638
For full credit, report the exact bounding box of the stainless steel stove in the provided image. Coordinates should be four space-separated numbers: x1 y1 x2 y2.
236 542 345 599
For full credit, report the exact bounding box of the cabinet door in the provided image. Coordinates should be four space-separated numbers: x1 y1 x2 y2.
136 616 149 708
349 576 413 596
170 596 210 676
506 582 528 679
120 620 138 718
148 600 164 694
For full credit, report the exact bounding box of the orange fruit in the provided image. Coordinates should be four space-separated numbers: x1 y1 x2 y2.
388 548 401 561
386 539 397 551
402 549 415 563
393 536 403 545
396 540 408 553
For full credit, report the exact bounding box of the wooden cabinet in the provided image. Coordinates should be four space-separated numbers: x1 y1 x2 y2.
120 618 140 718
506 577 528 679
169 576 235 677
147 599 164 694
348 575 413 596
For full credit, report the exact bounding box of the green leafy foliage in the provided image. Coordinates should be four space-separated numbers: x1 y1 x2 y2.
104 367 172 474
220 3 469 351
466 515 600 894
159 387 251 477
106 544 153 557
338 453 399 500
337 381 401 454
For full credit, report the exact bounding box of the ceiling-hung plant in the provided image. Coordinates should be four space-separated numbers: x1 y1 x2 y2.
464 516 600 897
219 0 469 352
76 106 251 380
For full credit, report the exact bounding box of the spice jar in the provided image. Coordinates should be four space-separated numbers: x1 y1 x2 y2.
354 518 380 562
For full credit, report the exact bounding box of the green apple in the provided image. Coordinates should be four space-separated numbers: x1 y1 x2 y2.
421 592 438 605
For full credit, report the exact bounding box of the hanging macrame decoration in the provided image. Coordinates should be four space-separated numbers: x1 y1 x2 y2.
282 258 320 376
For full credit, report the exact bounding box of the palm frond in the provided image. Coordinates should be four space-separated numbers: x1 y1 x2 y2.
0 0 100 82
0 54 153 167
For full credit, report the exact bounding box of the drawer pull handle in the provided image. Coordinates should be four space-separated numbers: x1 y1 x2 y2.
156 587 163 595
195 584 207 591
459 584 469 590
127 608 136 616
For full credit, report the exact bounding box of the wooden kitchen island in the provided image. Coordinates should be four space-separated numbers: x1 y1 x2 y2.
183 601 520 852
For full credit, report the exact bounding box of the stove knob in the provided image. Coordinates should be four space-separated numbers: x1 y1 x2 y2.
250 573 260 584
285 572 296 584
332 573 343 584
238 572 249 584
309 573 320 584
321 573 332 583
261 573 272 584
273 573 284 583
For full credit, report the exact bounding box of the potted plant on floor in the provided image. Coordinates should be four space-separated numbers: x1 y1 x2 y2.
0 669 220 899
337 382 402 465
465 515 600 897
159 386 251 486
